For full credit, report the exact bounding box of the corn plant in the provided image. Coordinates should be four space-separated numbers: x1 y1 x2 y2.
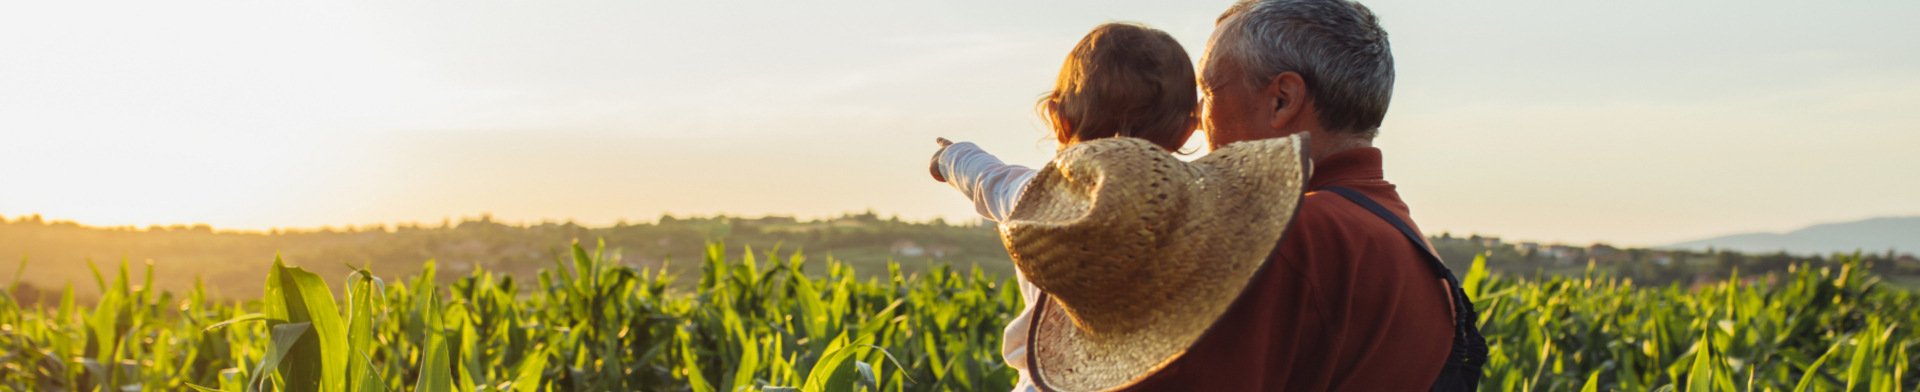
1468 253 1918 391
0 243 1914 391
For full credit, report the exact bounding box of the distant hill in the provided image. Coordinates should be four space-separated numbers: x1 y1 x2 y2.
1665 216 1920 256
0 211 1013 299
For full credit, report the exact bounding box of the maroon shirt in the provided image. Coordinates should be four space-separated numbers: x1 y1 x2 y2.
1117 147 1454 391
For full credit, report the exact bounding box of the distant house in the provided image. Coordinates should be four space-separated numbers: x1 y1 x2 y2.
894 241 959 258
1740 274 1778 286
1517 242 1540 255
926 244 959 259
1543 245 1580 264
1688 271 1716 290
1436 234 1501 248
892 240 925 257
1651 251 1673 266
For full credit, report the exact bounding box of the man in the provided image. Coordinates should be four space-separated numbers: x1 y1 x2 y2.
1132 0 1487 389
1005 0 1485 390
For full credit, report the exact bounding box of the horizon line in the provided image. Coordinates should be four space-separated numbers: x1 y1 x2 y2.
5 210 1839 250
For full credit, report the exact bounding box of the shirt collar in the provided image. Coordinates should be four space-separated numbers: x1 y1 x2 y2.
1307 147 1385 190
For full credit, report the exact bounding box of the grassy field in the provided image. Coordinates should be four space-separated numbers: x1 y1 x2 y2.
0 242 1914 391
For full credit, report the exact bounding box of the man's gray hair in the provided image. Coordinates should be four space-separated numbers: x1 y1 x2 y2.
1208 0 1393 137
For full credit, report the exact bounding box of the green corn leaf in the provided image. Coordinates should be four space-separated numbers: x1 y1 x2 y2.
855 361 878 392
247 322 311 392
572 242 597 291
262 258 348 392
346 269 383 392
455 312 483 392
732 331 761 392
86 287 122 384
801 334 861 392
1794 335 1848 392
115 258 131 300
679 327 717 392
794 274 831 350
1845 325 1873 392
140 258 154 307
1463 253 1490 300
206 313 267 331
86 258 106 294
187 383 232 392
509 345 548 392
415 292 454 392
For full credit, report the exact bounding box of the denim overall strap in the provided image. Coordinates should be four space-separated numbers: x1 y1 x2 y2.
1316 186 1488 392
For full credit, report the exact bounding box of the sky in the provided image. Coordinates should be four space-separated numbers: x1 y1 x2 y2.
1 0 1915 246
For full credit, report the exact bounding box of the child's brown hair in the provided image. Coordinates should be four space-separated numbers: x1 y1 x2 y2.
1040 23 1198 152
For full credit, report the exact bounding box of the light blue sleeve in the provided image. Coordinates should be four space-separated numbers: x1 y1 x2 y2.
936 142 1038 222
938 142 1046 386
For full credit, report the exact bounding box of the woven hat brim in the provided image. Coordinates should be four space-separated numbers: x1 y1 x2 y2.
1006 135 1311 392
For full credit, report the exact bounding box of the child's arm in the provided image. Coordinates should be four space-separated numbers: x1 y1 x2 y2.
933 141 1037 222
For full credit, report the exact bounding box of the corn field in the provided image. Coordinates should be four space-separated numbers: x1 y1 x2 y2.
0 242 1914 392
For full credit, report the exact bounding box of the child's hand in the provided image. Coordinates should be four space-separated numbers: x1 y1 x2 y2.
930 137 954 182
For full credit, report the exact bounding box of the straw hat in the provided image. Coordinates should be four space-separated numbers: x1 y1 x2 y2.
1000 134 1309 392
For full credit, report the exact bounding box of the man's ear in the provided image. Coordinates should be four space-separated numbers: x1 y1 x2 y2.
1267 72 1308 131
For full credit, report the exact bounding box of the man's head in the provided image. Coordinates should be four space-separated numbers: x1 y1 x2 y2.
1199 0 1393 156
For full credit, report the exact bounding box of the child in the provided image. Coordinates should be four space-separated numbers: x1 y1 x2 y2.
928 22 1199 392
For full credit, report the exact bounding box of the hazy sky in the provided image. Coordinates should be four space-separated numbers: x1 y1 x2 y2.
2 0 1915 246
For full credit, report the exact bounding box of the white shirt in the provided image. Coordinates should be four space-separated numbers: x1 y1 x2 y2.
935 142 1043 392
